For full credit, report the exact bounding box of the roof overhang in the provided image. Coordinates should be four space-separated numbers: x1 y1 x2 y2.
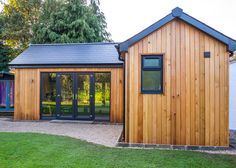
9 63 123 69
119 7 236 53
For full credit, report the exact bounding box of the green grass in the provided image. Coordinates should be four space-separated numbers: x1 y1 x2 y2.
0 133 235 168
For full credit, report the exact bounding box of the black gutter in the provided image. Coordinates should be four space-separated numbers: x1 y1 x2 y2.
9 64 123 69
116 44 126 141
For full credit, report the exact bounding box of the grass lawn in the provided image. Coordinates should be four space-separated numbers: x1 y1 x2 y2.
0 133 235 168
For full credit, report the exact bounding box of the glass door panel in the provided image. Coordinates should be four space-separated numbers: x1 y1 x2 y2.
76 74 94 120
94 73 110 121
58 73 74 118
41 73 57 117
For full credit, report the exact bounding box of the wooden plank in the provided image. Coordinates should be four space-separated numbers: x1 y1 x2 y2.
185 23 191 145
161 26 167 144
204 36 210 146
199 32 205 145
142 37 149 144
194 30 200 145
170 20 176 144
180 22 186 145
209 37 215 146
156 29 162 144
151 32 157 143
214 41 220 146
190 26 195 145
175 20 181 144
166 22 172 144
137 41 143 143
133 43 139 142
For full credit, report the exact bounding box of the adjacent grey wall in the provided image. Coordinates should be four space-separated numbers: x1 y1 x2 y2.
230 61 236 130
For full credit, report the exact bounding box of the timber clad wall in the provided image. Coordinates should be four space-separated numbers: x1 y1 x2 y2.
125 19 229 146
14 68 124 123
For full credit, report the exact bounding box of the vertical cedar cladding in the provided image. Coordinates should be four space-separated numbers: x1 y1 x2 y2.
124 19 229 146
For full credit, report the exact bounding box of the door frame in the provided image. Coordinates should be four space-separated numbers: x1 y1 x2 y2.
74 72 95 121
40 72 111 121
55 72 75 120
0 80 14 112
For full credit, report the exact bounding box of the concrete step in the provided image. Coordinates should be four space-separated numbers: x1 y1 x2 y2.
50 120 93 124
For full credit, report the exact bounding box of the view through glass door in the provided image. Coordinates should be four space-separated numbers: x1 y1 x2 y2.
57 73 74 119
75 73 94 120
40 72 110 121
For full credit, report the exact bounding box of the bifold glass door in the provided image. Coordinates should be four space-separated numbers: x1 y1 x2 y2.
41 72 110 121
56 73 94 120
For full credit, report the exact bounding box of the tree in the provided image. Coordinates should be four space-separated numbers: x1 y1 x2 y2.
0 15 12 71
31 0 111 43
2 0 42 50
0 42 12 71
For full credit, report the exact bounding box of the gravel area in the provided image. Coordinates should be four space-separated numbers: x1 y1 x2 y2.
0 117 123 147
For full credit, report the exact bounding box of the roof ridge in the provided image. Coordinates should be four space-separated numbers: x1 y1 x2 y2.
30 42 119 46
119 7 236 53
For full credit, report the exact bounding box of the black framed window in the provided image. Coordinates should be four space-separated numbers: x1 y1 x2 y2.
141 55 163 94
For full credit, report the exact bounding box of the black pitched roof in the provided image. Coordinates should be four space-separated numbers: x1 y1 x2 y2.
119 7 236 53
9 42 123 67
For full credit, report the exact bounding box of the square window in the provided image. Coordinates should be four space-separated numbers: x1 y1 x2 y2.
141 55 163 94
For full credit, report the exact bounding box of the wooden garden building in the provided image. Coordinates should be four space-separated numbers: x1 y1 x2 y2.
9 7 236 147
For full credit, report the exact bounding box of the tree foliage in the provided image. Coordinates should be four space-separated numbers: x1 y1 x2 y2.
0 15 12 71
0 42 12 71
2 0 42 50
32 0 110 43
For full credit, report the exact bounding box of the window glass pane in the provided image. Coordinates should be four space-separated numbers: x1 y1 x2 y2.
95 73 110 121
41 73 56 117
10 81 14 108
60 74 73 117
142 71 162 91
143 57 161 68
0 81 6 108
77 74 91 118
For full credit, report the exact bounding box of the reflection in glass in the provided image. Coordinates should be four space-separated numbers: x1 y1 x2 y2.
142 71 161 91
77 75 91 118
10 81 14 108
95 73 110 121
0 81 6 108
143 58 161 68
60 74 73 117
41 73 56 117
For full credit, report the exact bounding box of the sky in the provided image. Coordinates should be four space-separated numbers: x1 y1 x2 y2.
99 0 236 42
1 0 236 42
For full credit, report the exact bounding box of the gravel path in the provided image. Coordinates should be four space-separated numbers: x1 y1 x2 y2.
0 117 123 147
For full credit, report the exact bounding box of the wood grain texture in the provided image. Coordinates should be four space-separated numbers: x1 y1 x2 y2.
124 19 229 146
14 67 124 123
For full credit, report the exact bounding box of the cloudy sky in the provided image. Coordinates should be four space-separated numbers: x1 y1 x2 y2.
1 0 236 42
